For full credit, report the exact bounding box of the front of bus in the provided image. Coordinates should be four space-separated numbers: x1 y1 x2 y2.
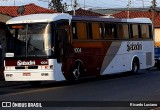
4 14 71 84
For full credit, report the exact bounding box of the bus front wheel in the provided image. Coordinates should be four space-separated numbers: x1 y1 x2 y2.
71 61 84 81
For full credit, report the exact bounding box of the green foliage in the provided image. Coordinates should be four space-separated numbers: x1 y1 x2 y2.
49 0 67 12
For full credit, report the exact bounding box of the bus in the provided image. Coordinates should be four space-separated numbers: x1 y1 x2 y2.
4 13 154 86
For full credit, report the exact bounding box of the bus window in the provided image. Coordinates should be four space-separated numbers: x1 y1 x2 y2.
149 25 153 39
132 24 139 38
72 22 77 39
123 24 129 39
141 24 150 39
117 24 129 39
91 22 102 39
56 21 69 29
87 22 92 39
104 23 116 39
77 22 87 39
72 22 87 40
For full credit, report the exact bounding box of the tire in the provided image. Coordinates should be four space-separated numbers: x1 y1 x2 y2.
156 65 160 70
29 81 41 87
71 61 84 81
155 62 160 70
131 59 139 74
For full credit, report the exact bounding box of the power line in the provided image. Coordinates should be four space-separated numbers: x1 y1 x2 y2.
77 0 154 9
151 0 156 27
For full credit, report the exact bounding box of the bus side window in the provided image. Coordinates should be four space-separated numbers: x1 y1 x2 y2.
117 24 123 39
91 22 102 39
149 25 153 39
141 24 150 39
76 22 87 39
132 24 139 39
104 23 115 39
117 24 129 39
123 24 129 39
87 22 92 39
72 22 77 39
72 22 87 40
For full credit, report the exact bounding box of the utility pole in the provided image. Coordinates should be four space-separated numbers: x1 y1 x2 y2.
142 0 144 8
71 0 73 10
127 0 131 18
84 0 85 9
152 0 156 27
73 0 77 15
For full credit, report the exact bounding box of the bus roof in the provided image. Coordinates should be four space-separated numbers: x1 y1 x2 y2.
6 13 72 24
6 13 152 24
72 16 152 24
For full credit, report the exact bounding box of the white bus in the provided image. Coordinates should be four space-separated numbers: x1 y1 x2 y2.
4 13 154 86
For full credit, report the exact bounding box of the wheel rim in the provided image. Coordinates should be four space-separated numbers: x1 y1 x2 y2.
73 63 80 80
133 61 138 72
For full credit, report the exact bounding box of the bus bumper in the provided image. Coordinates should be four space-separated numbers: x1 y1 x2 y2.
4 69 65 81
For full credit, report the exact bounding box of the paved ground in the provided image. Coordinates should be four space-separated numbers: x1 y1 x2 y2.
0 68 27 87
0 68 4 80
0 79 27 87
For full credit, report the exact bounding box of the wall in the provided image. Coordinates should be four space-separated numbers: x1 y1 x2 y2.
155 28 160 47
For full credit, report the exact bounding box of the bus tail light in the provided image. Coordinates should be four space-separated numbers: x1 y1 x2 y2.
44 65 49 69
40 66 48 69
39 65 53 69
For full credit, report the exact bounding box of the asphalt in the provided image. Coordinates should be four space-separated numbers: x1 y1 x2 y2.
0 79 27 87
0 68 25 87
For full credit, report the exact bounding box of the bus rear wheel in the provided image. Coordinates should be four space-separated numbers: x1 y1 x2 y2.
131 58 139 74
29 81 41 87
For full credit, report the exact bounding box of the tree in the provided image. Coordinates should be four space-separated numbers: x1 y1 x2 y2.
49 0 67 12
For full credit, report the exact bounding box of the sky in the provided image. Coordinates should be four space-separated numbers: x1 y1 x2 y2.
0 0 159 9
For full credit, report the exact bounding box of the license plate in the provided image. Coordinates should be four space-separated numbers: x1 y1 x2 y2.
23 73 31 76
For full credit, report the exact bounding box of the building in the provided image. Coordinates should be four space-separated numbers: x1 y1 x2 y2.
67 8 105 17
0 3 56 79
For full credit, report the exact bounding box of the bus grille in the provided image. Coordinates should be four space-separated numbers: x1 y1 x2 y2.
15 66 38 69
146 52 152 66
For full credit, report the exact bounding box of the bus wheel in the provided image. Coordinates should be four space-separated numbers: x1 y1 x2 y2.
29 81 41 87
72 61 83 81
157 66 160 70
131 58 139 74
156 63 160 70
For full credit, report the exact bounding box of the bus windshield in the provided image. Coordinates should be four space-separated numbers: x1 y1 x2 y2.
7 23 53 57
